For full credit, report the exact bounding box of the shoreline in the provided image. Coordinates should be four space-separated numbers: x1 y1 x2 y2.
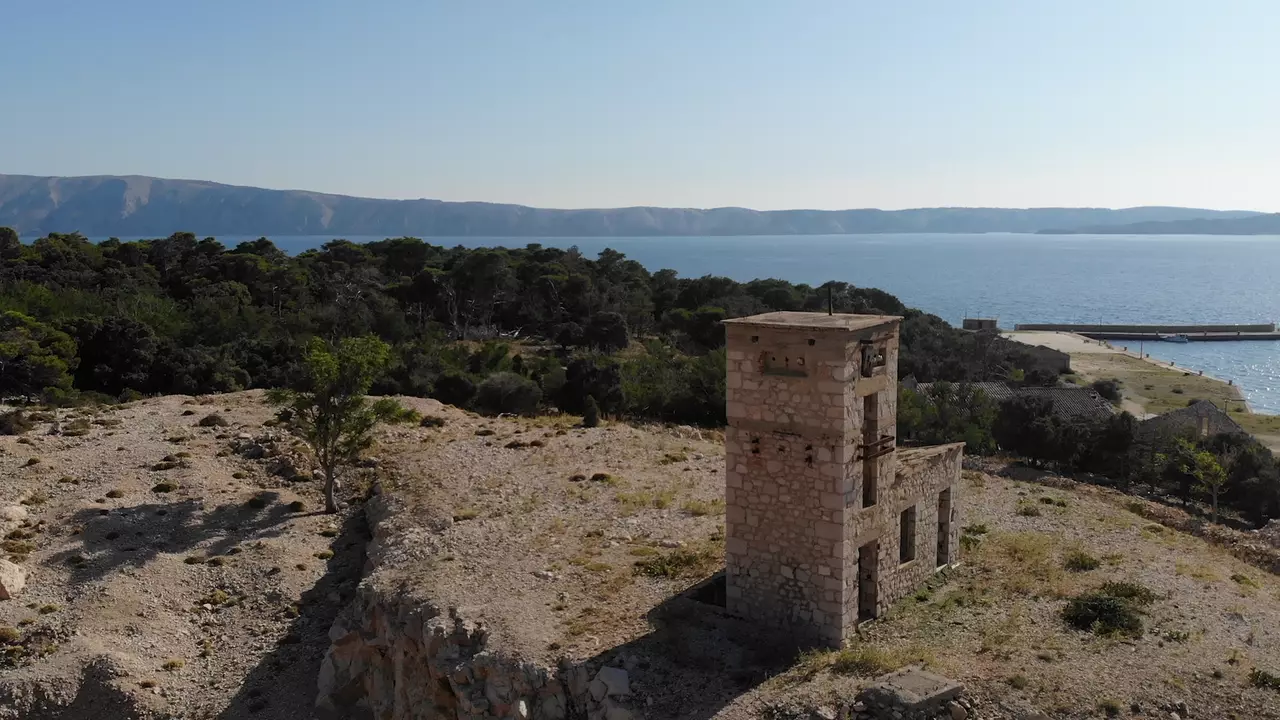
1005 330 1280 450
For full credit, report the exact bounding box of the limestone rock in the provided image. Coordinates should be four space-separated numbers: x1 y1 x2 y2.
947 700 968 720
594 666 630 697
0 559 28 600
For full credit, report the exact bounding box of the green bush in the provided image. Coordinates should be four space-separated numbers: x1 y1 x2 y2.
1251 668 1280 691
1063 549 1100 572
1061 581 1156 637
633 548 716 579
475 372 542 415
432 373 476 408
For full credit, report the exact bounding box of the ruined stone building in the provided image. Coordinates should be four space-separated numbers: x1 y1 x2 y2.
722 312 963 647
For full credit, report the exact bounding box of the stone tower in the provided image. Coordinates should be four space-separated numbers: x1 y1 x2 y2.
722 312 961 647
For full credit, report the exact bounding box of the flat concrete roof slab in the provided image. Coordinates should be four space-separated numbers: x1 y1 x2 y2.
721 312 901 331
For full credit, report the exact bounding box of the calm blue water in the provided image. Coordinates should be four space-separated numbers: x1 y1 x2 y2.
104 233 1280 413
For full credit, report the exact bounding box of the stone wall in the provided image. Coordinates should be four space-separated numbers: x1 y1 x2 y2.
843 445 962 626
317 592 641 720
723 315 915 646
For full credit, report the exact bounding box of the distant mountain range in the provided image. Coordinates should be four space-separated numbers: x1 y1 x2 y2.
1039 213 1280 235
0 173 1268 237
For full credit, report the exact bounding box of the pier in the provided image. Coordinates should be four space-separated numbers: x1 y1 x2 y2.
1012 322 1280 341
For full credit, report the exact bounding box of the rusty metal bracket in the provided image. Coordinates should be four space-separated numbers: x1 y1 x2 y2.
857 434 895 460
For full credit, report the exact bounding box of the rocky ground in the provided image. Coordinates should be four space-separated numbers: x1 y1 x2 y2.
3 393 1280 719
0 393 370 719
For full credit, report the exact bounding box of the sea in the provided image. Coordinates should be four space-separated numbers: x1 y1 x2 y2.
97 233 1280 413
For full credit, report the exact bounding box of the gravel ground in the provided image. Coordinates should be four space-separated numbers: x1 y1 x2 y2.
4 393 1280 719
0 392 368 720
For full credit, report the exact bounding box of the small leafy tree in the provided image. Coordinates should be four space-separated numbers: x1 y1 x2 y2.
582 395 600 428
268 336 401 513
1177 437 1228 522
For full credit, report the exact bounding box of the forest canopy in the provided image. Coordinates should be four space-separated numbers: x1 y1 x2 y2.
0 229 1050 425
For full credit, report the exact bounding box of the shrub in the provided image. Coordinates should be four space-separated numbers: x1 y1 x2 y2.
385 406 422 424
420 414 446 428
633 548 716 579
105 489 124 499
582 395 600 428
1016 505 1042 517
152 481 179 493
1062 582 1156 637
452 508 480 522
1090 379 1123 405
287 500 305 512
61 418 91 436
475 372 542 415
682 499 725 517
0 411 34 435
1007 674 1029 690
22 457 40 467
1098 581 1157 604
315 550 334 560
1251 668 1280 691
0 627 20 644
1063 549 1100 572
198 413 229 427
1231 573 1259 588
246 495 268 509
433 373 477 407
1097 699 1123 717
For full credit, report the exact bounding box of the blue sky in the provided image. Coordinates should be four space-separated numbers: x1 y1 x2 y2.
2 1 1277 210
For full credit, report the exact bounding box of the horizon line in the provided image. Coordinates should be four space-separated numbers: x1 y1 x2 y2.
1 172 1274 216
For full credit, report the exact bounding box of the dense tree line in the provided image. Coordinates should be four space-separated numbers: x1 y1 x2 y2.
0 228 1049 425
900 384 1280 527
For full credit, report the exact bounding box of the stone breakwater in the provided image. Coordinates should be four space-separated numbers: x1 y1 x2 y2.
315 489 642 720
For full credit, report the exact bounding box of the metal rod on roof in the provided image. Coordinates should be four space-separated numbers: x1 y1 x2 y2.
827 284 833 315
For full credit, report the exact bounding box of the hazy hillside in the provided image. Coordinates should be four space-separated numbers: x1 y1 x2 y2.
0 173 1263 237
1040 212 1280 235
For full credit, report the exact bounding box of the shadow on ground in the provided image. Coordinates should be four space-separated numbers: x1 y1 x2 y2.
45 492 304 581
215 506 370 719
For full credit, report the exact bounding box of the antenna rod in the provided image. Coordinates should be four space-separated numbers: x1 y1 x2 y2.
827 284 833 315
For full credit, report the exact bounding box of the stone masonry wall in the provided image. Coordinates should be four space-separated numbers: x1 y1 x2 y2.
724 323 856 646
843 445 962 628
724 318 904 646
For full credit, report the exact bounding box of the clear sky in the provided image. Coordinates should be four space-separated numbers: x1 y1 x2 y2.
2 1 1278 211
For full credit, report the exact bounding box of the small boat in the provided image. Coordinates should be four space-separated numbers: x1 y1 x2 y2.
1159 334 1190 343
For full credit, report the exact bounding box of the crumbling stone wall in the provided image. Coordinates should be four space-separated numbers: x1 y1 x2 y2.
317 596 639 720
846 445 962 621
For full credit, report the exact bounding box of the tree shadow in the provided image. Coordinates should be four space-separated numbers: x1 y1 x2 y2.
215 508 370 719
45 492 300 581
